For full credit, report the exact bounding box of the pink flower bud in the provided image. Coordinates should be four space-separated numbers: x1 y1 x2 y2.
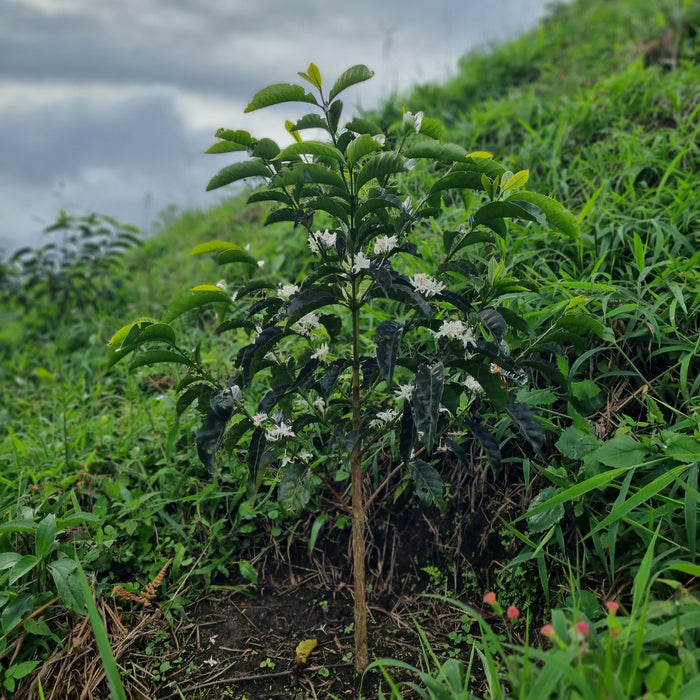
540 624 555 638
605 601 620 613
575 621 590 637
506 605 520 620
483 591 497 605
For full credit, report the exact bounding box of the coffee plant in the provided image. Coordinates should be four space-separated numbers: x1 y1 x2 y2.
108 63 579 670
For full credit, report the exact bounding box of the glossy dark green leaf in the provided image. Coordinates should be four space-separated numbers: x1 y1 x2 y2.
329 65 374 101
479 308 508 340
413 363 444 453
214 128 253 146
355 152 406 192
510 191 579 239
286 288 339 326
106 320 174 368
264 208 298 225
473 201 543 228
327 99 343 133
464 421 502 475
409 460 445 511
246 427 267 484
399 400 416 465
245 83 318 112
162 286 231 323
247 190 294 206
347 134 383 165
506 394 544 452
345 117 383 135
278 141 345 164
35 514 57 559
217 248 259 266
252 138 280 160
375 320 404 386
454 157 506 179
205 141 247 154
129 350 193 370
299 163 346 190
206 161 269 191
306 196 350 223
176 382 213 416
290 113 327 131
404 141 467 162
429 170 487 195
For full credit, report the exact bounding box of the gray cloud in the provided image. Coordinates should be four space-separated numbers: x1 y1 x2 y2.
1 0 565 254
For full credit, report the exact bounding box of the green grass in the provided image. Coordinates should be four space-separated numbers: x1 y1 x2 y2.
1 0 699 695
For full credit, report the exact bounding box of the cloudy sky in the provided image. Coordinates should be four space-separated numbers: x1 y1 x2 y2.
1 0 566 254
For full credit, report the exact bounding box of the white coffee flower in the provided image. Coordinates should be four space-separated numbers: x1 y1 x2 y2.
313 396 326 413
230 291 238 303
372 133 386 146
311 343 329 362
434 319 477 349
369 408 398 428
464 375 482 393
374 235 398 255
309 229 337 255
252 412 268 427
215 279 227 291
277 283 299 301
293 312 320 337
265 422 295 442
394 384 414 401
409 273 446 298
352 252 371 274
257 260 265 268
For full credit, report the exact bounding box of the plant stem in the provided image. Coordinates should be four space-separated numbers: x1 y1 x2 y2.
350 276 369 672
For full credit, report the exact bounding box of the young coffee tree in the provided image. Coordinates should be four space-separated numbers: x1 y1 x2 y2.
108 64 577 671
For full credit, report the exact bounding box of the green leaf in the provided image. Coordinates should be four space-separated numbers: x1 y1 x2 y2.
409 460 445 511
555 313 614 342
106 320 176 368
506 394 544 452
129 350 194 370
345 117 382 135
191 240 242 256
308 514 329 556
278 463 311 513
419 117 444 140
0 552 22 570
430 170 488 195
217 248 259 266
290 113 327 132
556 426 599 460
278 141 345 164
10 555 39 585
592 434 648 468
162 286 231 324
404 141 467 162
355 152 406 191
286 288 339 326
35 514 57 559
206 161 269 191
502 169 529 191
510 191 579 239
238 560 259 584
205 141 247 154
247 190 294 206
252 138 280 160
527 486 565 533
245 83 318 112
247 427 267 485
479 308 507 340
214 129 253 146
196 388 238 473
347 134 383 165
48 557 85 612
375 320 404 386
329 65 374 101
474 201 545 228
4 660 40 681
413 363 444 453
464 421 502 475
399 401 417 466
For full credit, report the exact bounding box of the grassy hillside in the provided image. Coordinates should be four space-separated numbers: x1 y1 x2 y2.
1 0 699 696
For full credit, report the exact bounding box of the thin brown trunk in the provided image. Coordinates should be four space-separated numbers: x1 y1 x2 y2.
350 285 368 672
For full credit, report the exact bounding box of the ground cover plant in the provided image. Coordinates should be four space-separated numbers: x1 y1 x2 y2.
1 0 699 696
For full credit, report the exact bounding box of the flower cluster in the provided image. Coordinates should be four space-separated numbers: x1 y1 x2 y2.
308 229 337 255
277 283 299 301
434 319 477 349
409 272 445 298
373 235 398 255
293 312 321 337
369 409 398 428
